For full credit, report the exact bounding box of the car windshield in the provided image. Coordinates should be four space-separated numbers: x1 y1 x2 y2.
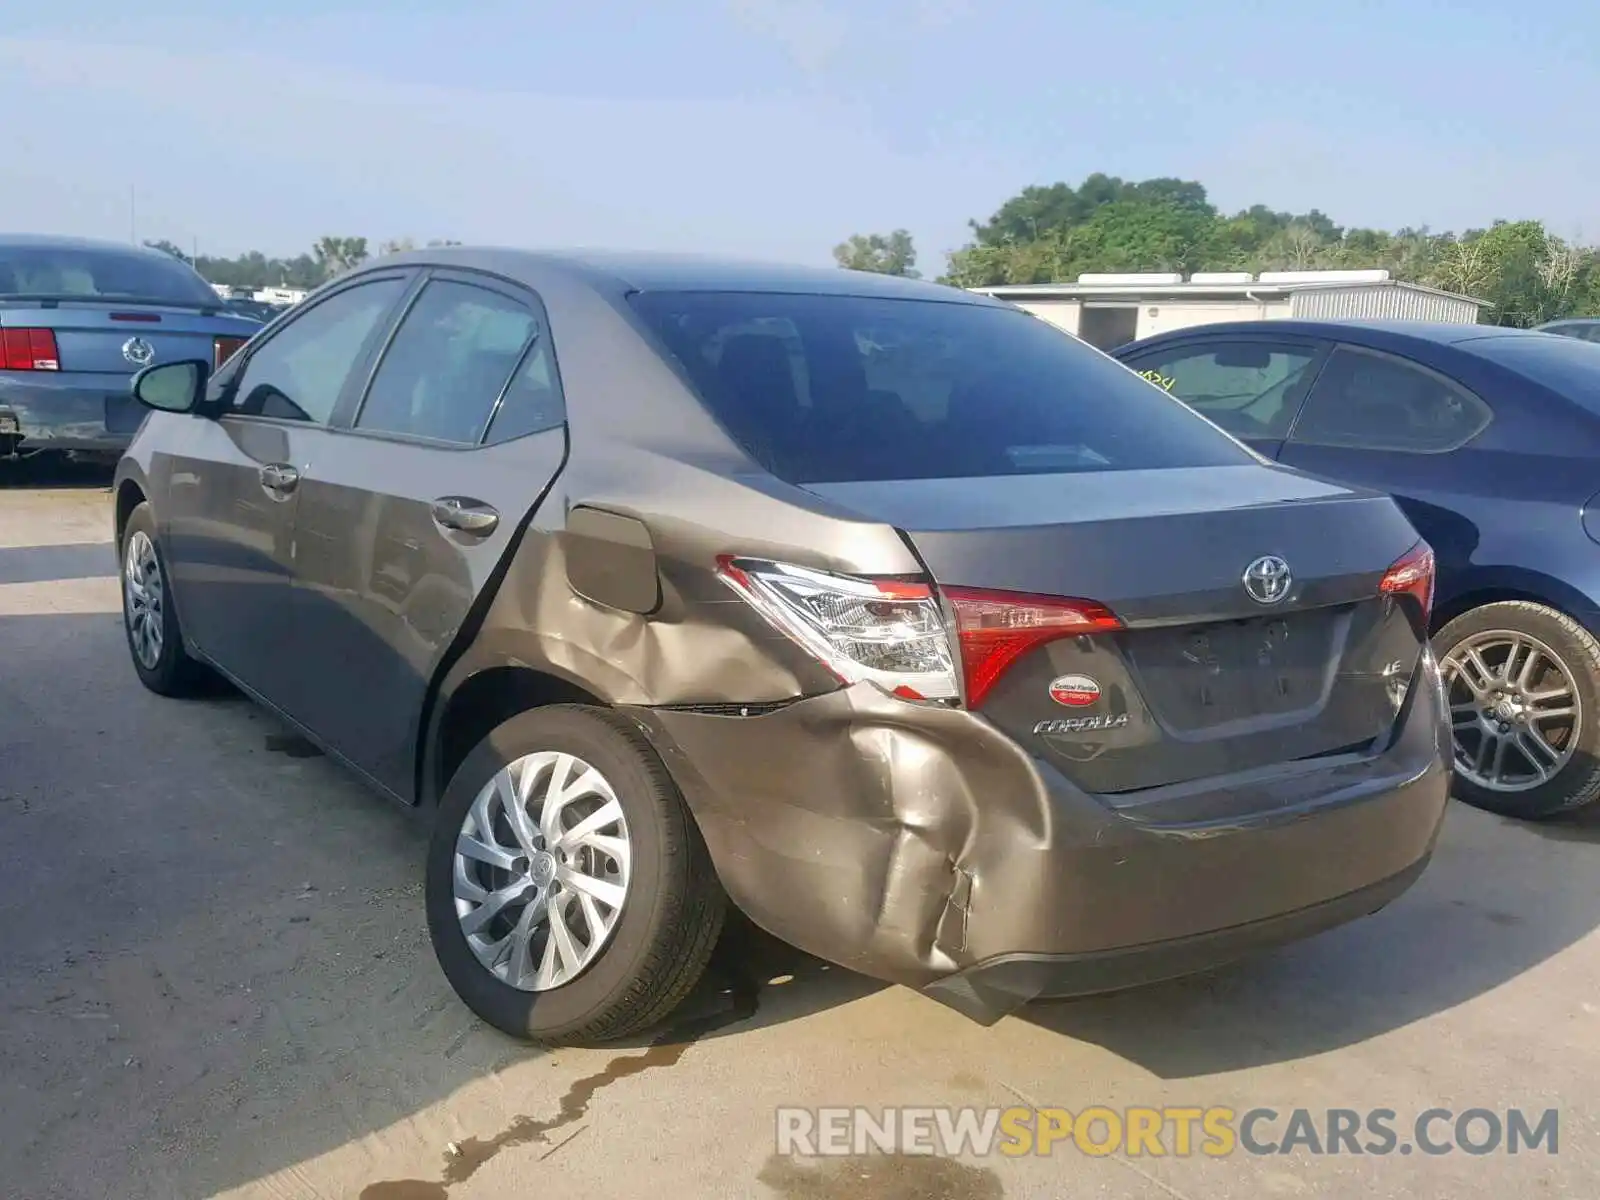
0 244 220 306
628 291 1252 484
1465 333 1600 412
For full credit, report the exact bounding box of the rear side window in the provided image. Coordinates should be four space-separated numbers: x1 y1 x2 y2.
1123 341 1320 439
357 280 547 445
0 244 220 307
627 292 1251 484
1289 344 1491 453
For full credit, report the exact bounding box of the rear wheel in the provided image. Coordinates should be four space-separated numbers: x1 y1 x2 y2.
1437 601 1600 819
119 502 211 697
425 705 726 1045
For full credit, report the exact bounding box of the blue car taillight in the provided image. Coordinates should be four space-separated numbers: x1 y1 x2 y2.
0 328 60 371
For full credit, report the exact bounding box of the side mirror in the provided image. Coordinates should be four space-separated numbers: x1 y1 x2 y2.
132 359 209 414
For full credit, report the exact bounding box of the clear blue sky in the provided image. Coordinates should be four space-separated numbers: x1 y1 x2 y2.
4 0 1596 272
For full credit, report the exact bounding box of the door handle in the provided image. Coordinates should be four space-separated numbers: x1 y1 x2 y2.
259 462 300 495
430 496 499 535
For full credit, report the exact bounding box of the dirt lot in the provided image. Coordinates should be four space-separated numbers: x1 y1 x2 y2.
2 469 1597 1200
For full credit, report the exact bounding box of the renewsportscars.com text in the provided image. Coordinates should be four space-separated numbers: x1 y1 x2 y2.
776 1105 1560 1158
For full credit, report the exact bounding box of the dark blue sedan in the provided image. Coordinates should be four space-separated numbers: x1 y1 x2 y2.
1114 319 1600 820
1 234 263 462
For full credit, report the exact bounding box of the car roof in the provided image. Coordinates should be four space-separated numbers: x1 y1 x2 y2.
1118 318 1565 354
0 232 183 262
374 245 1002 305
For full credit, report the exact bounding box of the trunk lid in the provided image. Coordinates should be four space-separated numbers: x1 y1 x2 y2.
0 301 261 376
805 464 1427 793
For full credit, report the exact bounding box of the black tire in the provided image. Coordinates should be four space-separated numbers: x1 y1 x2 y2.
425 704 726 1045
1436 600 1600 819
118 502 212 697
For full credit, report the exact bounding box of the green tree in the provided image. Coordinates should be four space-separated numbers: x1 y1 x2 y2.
313 236 369 278
934 173 1600 325
833 230 919 277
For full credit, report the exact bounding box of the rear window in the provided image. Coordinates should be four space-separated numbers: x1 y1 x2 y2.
1465 334 1600 412
627 291 1252 484
0 244 219 307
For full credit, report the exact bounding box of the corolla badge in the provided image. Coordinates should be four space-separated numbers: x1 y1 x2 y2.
1048 674 1101 706
1034 713 1130 735
1242 554 1292 605
122 336 155 366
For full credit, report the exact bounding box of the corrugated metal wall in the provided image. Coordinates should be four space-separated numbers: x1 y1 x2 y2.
1289 284 1481 323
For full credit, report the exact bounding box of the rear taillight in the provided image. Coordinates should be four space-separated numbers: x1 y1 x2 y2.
214 335 248 368
715 556 1124 708
1380 540 1434 624
716 557 958 700
0 328 61 371
943 587 1123 708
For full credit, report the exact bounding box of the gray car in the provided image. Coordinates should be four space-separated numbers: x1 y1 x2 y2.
112 248 1452 1045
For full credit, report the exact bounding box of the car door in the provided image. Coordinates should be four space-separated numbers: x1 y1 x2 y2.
283 270 569 799
1117 335 1329 458
160 272 414 709
1275 342 1494 578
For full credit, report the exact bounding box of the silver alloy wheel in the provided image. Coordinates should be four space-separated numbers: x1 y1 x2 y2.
452 751 632 992
1443 629 1581 792
123 531 165 670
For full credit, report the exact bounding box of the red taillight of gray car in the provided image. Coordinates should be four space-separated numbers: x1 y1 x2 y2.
0 328 61 371
716 556 1123 708
941 586 1123 707
1379 540 1435 625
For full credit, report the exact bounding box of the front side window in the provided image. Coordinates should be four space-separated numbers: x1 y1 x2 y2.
356 280 539 445
628 292 1252 484
229 277 406 424
1290 344 1491 453
1124 341 1320 440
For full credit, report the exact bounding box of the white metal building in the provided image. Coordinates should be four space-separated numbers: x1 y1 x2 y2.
970 270 1489 350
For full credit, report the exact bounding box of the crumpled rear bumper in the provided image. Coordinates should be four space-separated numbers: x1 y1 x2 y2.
630 649 1451 1024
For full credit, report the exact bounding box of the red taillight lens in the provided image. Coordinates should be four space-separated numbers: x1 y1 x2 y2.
943 586 1123 708
1380 540 1434 623
0 328 61 371
214 335 248 368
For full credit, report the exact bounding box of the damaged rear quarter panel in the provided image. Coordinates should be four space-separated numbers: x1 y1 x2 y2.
629 684 1094 987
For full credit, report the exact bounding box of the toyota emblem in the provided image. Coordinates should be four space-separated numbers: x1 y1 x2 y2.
1242 555 1292 605
122 336 155 367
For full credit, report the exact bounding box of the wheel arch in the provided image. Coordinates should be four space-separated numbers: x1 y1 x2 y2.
422 662 609 809
113 477 147 547
1433 571 1600 644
